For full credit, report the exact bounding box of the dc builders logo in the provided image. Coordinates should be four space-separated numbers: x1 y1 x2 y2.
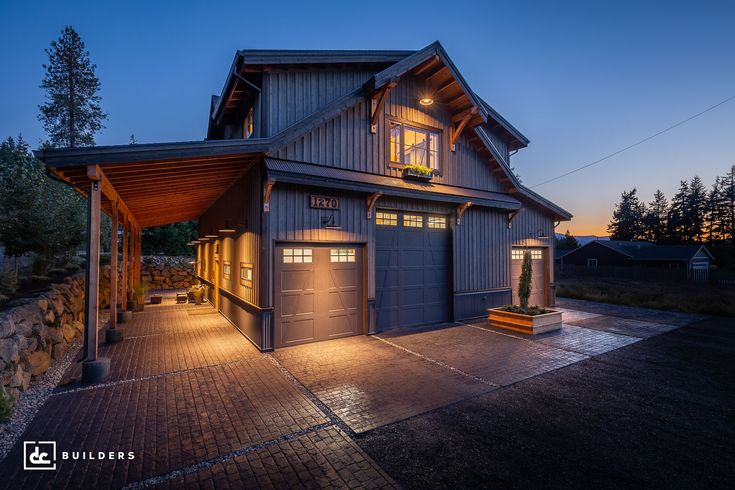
23 441 135 470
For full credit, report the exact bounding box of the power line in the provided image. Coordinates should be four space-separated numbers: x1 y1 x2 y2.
530 94 735 188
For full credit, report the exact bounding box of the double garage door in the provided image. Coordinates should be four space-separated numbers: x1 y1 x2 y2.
511 247 549 307
274 245 363 348
375 210 452 330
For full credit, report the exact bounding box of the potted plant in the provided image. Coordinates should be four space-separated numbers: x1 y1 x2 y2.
402 163 434 181
488 250 562 334
132 282 151 312
193 288 205 305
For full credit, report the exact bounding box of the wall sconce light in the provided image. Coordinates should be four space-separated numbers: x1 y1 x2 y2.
198 236 210 241
321 214 341 230
205 228 219 238
218 219 236 233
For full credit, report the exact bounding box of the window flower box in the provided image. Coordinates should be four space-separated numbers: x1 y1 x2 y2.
487 307 562 335
402 165 434 182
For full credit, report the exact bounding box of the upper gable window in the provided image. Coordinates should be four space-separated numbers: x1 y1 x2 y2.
244 108 254 139
389 121 440 170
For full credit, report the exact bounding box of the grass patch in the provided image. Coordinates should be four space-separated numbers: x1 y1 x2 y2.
556 276 735 317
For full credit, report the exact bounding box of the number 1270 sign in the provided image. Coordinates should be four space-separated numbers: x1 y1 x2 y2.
310 195 339 209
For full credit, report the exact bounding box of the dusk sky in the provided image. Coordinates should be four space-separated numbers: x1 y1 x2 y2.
1 0 733 235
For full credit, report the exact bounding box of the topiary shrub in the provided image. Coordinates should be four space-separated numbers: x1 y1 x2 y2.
518 250 533 312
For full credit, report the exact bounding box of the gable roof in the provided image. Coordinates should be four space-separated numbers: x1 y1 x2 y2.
563 240 713 262
598 240 656 257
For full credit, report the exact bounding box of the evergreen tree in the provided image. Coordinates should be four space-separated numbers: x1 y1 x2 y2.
704 178 723 244
719 165 735 247
667 180 689 243
555 230 579 250
642 189 669 244
38 26 106 148
686 176 708 242
142 221 197 256
607 188 646 241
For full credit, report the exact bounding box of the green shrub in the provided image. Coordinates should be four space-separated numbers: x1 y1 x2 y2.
0 389 14 423
0 268 17 295
501 305 550 315
518 250 533 311
32 255 53 275
403 163 433 176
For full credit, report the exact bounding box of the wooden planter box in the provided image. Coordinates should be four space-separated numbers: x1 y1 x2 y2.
402 168 433 181
488 308 562 335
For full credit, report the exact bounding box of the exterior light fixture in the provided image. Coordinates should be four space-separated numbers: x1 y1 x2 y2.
321 214 341 230
198 237 210 241
419 97 434 106
218 220 236 233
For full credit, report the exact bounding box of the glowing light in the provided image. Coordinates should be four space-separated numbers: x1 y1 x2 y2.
419 97 434 106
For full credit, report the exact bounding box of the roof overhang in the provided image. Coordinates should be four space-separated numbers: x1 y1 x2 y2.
36 140 266 228
264 157 521 211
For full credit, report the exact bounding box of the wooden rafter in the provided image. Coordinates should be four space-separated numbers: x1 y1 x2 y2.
366 192 382 219
450 108 477 151
86 165 139 229
456 201 472 225
370 80 397 134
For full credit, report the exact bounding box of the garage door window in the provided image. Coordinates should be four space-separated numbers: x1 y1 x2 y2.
376 211 397 226
403 214 423 228
283 248 313 264
427 216 447 229
330 248 356 263
512 249 543 260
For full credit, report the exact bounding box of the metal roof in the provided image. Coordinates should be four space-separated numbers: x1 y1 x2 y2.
264 158 521 211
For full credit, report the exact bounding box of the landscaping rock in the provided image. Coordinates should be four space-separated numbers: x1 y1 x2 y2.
47 327 64 344
52 342 67 360
0 339 19 364
27 351 51 377
72 320 84 333
61 323 76 343
0 316 15 338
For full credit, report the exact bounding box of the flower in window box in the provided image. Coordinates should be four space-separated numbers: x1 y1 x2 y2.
402 163 434 181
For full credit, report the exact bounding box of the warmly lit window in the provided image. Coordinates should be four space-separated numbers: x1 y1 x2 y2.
244 108 254 138
283 248 313 264
240 263 253 288
427 216 447 229
403 214 423 228
330 249 356 263
376 211 398 226
512 249 543 260
389 121 440 170
587 258 598 268
223 261 231 279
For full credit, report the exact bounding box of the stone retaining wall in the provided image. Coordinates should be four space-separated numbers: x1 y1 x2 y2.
0 274 85 400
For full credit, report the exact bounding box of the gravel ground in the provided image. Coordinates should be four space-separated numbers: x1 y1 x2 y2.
357 316 735 489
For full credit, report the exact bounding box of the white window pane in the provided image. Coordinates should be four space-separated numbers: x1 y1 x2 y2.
304 256 312 263
284 256 293 263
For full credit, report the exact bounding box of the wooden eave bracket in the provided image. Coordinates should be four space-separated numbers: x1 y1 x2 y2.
86 164 139 229
263 179 275 212
370 80 398 134
456 201 472 225
507 208 523 228
450 107 478 152
366 192 382 219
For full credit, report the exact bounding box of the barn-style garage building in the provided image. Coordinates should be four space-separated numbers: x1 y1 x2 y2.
39 42 571 355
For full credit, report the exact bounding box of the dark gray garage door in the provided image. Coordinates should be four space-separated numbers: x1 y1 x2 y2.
274 244 363 348
375 211 451 330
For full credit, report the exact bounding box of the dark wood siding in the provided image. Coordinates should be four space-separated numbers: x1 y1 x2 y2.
273 74 508 193
560 241 631 267
262 70 374 136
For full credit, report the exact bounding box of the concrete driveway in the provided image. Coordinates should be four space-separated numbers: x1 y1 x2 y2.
0 295 700 488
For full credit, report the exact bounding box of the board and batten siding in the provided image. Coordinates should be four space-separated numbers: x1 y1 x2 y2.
273 74 509 193
197 165 263 346
262 70 375 136
510 204 557 305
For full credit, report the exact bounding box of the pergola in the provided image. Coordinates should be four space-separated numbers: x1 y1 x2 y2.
37 140 265 382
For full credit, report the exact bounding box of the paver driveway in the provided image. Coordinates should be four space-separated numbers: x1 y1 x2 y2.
0 294 703 489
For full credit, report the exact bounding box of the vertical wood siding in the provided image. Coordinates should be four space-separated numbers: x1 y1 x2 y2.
262 70 374 136
272 73 509 193
198 165 262 306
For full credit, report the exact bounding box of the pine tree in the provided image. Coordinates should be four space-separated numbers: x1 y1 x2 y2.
704 178 722 244
555 230 579 250
607 188 646 241
719 165 735 247
686 176 708 242
667 180 689 243
642 189 669 244
38 26 106 148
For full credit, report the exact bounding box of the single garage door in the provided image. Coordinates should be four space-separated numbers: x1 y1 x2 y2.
511 247 549 307
274 244 363 348
376 210 451 330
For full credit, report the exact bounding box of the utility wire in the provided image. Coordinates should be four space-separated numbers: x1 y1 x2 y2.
530 94 735 188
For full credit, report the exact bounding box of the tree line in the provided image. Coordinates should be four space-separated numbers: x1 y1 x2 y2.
607 167 735 246
1 26 193 297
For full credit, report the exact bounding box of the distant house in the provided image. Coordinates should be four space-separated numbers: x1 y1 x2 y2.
556 240 713 280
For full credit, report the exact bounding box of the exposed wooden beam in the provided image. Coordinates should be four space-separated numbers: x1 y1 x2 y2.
507 208 523 228
121 214 128 310
83 178 101 362
450 108 477 151
109 199 119 330
86 165 138 229
263 180 275 212
370 80 398 133
366 192 382 219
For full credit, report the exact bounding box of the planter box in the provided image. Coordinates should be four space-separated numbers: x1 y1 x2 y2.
402 168 433 181
488 307 562 335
